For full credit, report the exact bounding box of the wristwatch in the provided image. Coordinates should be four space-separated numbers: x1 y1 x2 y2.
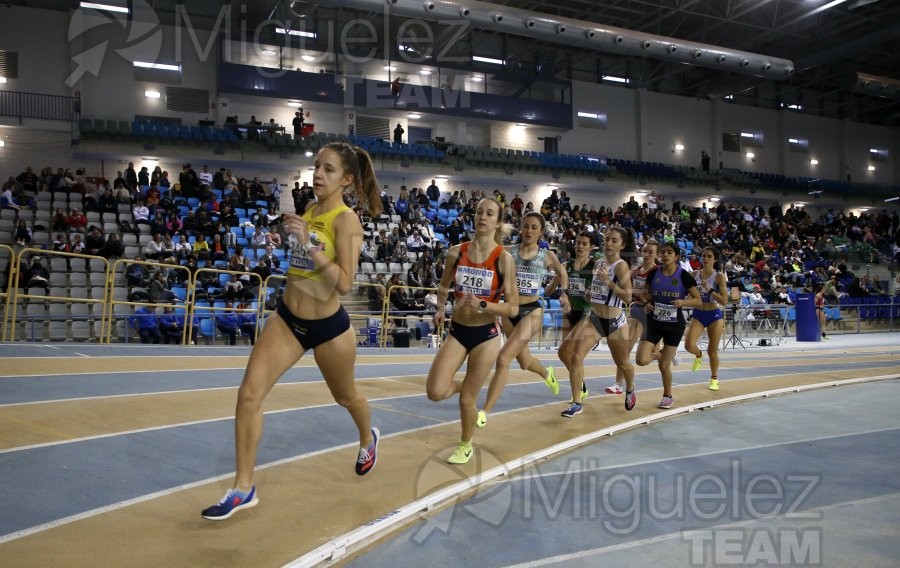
478 300 487 313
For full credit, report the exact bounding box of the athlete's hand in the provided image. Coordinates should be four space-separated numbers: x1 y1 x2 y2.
281 213 309 245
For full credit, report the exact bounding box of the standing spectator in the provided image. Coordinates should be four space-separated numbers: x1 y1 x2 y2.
124 162 138 191
292 110 304 139
700 150 711 173
426 179 440 202
393 123 404 144
268 177 283 213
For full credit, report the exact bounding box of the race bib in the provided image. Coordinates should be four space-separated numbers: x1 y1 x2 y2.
567 277 586 295
653 303 677 322
456 265 494 297
289 246 315 271
516 269 541 296
590 280 609 304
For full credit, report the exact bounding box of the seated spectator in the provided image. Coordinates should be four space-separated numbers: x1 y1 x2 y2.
24 256 50 291
66 207 88 234
406 229 425 253
102 233 125 259
368 273 386 312
148 271 176 304
69 233 86 255
210 233 228 262
222 274 244 304
159 306 198 345
265 287 284 311
98 188 119 222
13 219 33 246
126 259 149 287
51 207 69 232
215 310 242 345
144 233 164 260
52 233 70 253
128 306 162 344
1 180 34 211
847 277 868 297
228 246 248 272
259 245 283 275
239 311 258 346
84 226 105 256
133 200 151 231
192 237 210 261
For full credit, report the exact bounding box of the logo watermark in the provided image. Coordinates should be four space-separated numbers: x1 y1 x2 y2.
410 454 825 563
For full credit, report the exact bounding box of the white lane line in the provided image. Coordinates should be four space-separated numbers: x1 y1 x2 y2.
0 391 430 455
0 373 427 408
0 418 454 545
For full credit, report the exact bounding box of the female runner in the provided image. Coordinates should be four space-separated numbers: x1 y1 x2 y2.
557 227 638 417
553 231 595 402
476 212 569 428
683 246 729 390
636 241 702 409
202 143 382 520
426 198 519 464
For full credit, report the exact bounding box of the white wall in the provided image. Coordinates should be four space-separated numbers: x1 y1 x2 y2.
0 6 71 96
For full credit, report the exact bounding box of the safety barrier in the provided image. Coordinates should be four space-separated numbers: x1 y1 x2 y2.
106 258 194 344
8 248 111 342
0 244 15 342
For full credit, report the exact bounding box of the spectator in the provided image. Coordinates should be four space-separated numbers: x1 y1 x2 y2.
126 259 149 287
66 207 88 233
13 219 33 246
159 305 198 345
215 310 242 345
24 256 50 291
129 306 162 344
102 233 125 259
393 123 404 144
84 226 105 256
98 188 119 222
292 110 304 139
148 271 175 303
700 150 711 173
268 177 283 213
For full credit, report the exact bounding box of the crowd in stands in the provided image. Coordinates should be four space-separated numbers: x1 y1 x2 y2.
3 157 900 343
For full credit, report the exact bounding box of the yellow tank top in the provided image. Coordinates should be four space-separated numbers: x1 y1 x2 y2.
287 203 351 281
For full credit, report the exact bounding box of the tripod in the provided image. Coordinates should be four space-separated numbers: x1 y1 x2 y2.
723 304 749 349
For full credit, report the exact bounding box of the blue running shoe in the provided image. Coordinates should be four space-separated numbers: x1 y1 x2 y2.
560 402 582 418
355 427 379 476
202 486 258 521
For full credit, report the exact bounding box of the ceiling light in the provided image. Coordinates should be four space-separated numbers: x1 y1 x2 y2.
275 27 316 38
709 196 720 202
0 77 6 84
884 196 899 202
261 49 278 56
472 55 505 65
788 138 799 144
79 2 129 13
859 208 869 212
408 113 421 119
601 75 629 84
746 152 755 159
867 165 876 171
0 140 5 147
636 191 647 196
384 65 396 71
674 144 685 151
577 111 598 119
741 132 754 138
471 76 483 82
301 54 316 62
287 101 302 107
305 153 314 158
419 69 432 75
144 90 161 99
133 61 180 72
810 159 819 165
724 95 734 100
